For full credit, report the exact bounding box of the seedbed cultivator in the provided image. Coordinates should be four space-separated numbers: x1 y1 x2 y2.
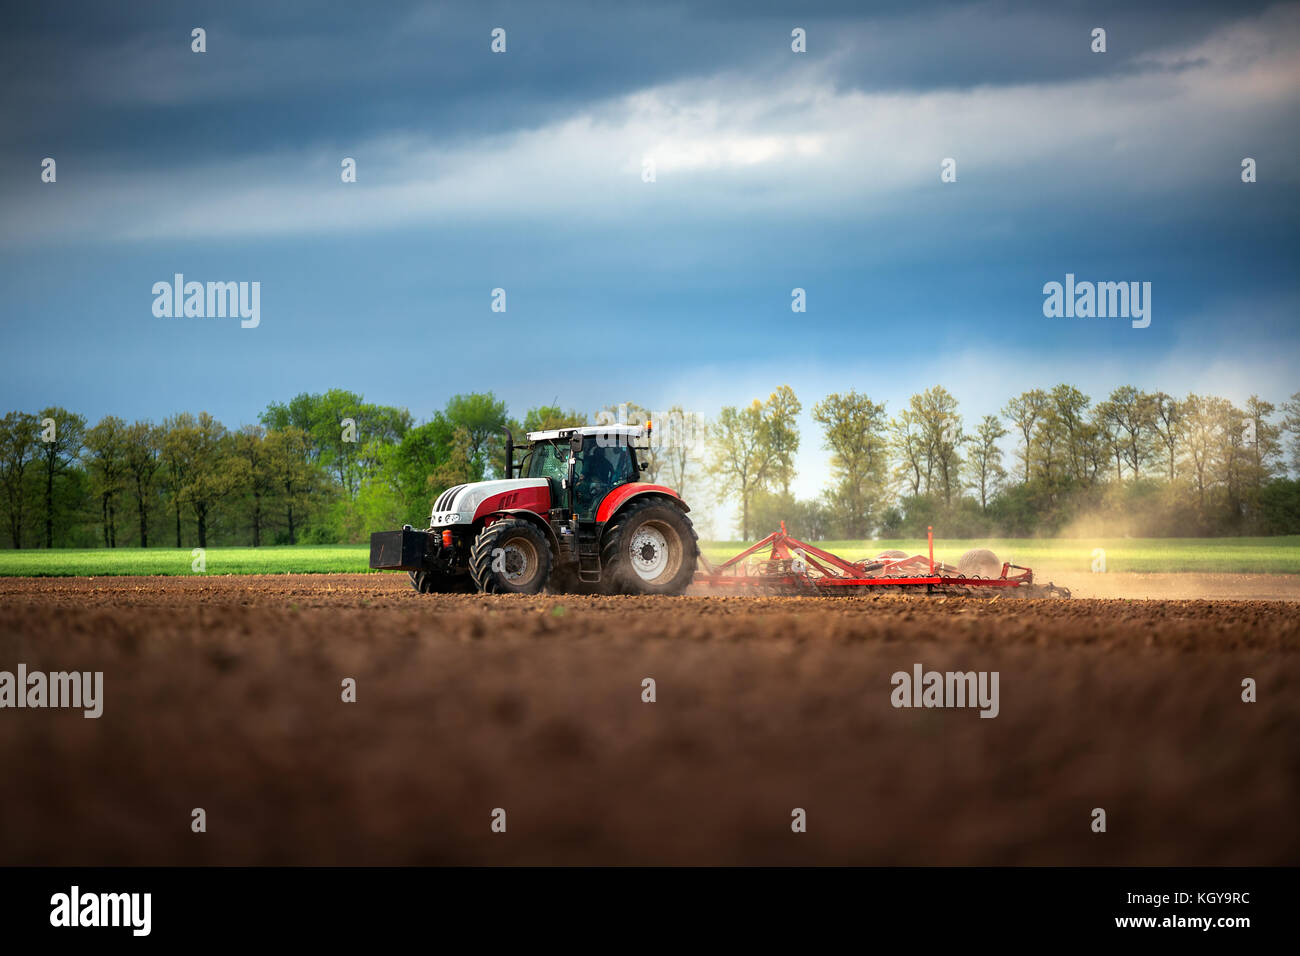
696 524 1070 598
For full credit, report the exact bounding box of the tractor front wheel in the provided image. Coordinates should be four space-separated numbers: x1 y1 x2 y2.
409 568 472 594
600 499 698 595
469 518 553 594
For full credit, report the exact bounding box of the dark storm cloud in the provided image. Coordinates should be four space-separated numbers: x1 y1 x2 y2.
1 0 1276 163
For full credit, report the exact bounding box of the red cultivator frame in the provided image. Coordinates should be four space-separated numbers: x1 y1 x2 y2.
696 524 1070 598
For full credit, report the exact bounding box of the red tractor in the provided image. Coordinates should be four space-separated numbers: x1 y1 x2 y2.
369 423 698 595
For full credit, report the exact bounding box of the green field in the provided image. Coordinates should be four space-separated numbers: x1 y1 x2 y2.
0 536 1297 576
0 545 367 577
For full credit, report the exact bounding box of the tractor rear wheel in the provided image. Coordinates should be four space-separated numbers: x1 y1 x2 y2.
600 499 698 595
469 518 553 594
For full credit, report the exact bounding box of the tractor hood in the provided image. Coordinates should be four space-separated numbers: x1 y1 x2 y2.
429 478 551 527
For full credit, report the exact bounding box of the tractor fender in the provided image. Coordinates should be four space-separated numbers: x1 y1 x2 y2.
596 484 688 524
477 509 562 554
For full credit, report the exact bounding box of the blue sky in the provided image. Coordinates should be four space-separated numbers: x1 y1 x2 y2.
2 0 1298 511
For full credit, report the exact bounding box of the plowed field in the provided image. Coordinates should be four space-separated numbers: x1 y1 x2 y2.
1 574 1296 865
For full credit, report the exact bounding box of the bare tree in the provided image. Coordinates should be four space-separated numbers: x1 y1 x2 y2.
1283 391 1300 477
1049 384 1094 484
659 405 705 501
889 408 925 497
1149 392 1182 481
1180 394 1234 512
1104 386 1156 479
1002 389 1049 483
967 415 1008 510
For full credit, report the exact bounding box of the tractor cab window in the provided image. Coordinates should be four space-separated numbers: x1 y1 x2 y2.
576 437 636 487
526 442 569 483
574 437 636 518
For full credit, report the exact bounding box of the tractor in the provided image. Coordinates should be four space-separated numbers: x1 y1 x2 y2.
369 423 698 595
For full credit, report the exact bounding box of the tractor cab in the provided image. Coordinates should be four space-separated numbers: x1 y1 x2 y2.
520 429 640 521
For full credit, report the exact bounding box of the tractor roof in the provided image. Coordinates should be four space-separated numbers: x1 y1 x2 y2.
526 424 646 442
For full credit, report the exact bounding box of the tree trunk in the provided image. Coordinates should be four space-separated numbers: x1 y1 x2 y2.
45 461 54 548
137 485 149 548
287 503 296 545
101 494 110 547
251 493 261 547
174 499 182 548
197 505 208 549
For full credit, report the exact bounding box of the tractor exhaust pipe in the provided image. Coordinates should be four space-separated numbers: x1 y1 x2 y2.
503 428 515 479
567 433 582 534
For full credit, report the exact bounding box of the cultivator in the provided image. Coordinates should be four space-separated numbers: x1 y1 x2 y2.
696 524 1071 598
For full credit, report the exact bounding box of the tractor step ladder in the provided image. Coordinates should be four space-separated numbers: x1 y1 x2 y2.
577 531 602 582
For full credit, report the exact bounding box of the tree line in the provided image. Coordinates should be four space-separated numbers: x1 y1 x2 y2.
710 384 1300 540
1 384 1298 548
0 392 659 549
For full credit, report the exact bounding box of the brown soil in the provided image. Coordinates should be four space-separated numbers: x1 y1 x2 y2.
1 574 1296 865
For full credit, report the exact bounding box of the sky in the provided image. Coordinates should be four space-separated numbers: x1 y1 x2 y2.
2 0 1298 523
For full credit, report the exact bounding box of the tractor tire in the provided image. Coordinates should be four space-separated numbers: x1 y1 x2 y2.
469 518 553 595
409 568 472 594
600 499 698 596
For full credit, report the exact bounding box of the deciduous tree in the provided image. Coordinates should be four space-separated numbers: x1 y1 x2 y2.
36 407 86 548
813 390 888 538
84 416 128 547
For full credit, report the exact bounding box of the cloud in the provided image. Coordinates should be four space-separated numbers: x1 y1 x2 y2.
7 3 1297 246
